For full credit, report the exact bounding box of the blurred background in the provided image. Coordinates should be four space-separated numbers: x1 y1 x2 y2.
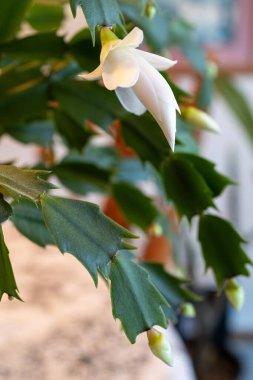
167 1 253 379
1 0 253 379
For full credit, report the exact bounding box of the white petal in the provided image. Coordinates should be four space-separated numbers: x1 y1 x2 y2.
102 48 140 90
100 40 120 63
133 59 179 150
115 87 146 115
78 64 103 81
135 58 180 112
134 50 177 71
118 27 144 48
101 28 143 62
160 104 176 151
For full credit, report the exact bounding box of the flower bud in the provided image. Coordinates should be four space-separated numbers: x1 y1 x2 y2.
206 60 219 79
181 302 196 318
225 279 245 310
100 27 119 46
147 328 173 366
181 106 220 133
149 223 163 237
145 2 157 19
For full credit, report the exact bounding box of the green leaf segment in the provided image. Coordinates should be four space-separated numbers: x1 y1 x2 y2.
21 194 175 343
162 153 233 220
199 215 252 288
0 0 32 43
11 195 183 342
41 195 137 285
0 165 55 201
0 226 20 300
11 199 54 248
112 181 159 230
110 255 168 343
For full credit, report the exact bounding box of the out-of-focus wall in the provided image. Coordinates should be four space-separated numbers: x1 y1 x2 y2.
201 75 253 334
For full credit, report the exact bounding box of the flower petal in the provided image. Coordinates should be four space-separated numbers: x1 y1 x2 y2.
134 50 177 71
115 87 146 115
102 48 140 90
133 59 179 150
100 27 143 62
100 40 120 63
118 27 144 48
134 58 180 113
160 104 176 151
78 64 103 81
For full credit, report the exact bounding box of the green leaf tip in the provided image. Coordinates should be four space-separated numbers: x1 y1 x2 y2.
0 226 21 301
69 0 80 17
0 194 12 224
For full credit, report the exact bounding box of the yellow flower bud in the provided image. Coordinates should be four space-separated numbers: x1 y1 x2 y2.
149 223 163 236
145 2 157 19
100 27 119 46
206 60 219 79
225 279 245 310
181 106 220 133
147 328 173 366
181 302 196 318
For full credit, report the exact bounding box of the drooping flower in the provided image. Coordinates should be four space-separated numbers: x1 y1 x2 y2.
147 327 173 366
79 27 180 150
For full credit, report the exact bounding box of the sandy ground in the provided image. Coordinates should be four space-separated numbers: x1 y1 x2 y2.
0 222 194 380
0 222 169 380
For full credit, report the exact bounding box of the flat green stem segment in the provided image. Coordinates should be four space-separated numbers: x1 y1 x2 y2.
0 225 21 300
0 0 32 43
110 255 168 343
41 195 137 284
0 165 55 201
199 214 252 288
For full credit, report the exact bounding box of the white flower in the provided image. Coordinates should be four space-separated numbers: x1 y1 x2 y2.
79 27 180 150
